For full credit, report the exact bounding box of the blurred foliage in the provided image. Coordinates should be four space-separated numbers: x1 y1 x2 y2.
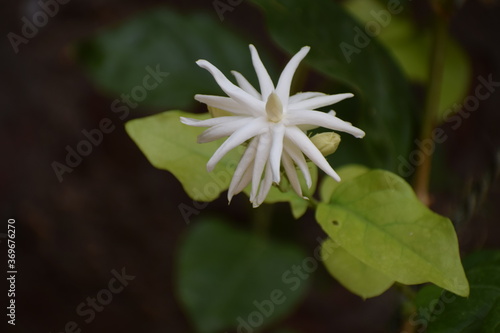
176 219 310 333
344 0 471 122
75 8 275 110
251 0 415 172
415 250 500 332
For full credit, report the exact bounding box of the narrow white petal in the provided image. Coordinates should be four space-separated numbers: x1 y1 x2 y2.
288 93 353 111
269 124 285 183
275 46 310 109
195 95 253 115
228 138 258 202
288 92 326 104
285 127 340 182
198 118 250 143
286 110 365 138
234 164 253 199
231 71 261 99
283 138 312 188
249 44 274 100
207 118 265 172
254 162 273 207
180 116 244 128
250 132 272 202
282 151 302 197
197 60 264 115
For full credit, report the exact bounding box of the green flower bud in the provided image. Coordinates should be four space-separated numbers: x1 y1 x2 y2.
208 106 232 118
310 132 341 156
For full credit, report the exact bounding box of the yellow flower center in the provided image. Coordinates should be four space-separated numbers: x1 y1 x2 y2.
265 92 283 123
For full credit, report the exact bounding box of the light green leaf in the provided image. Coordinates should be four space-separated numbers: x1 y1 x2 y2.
315 169 469 296
321 238 394 299
125 111 242 201
176 219 310 333
75 8 273 109
319 164 370 202
344 0 471 122
251 0 415 171
414 250 500 333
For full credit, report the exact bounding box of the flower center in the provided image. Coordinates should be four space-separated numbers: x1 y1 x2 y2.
265 92 283 123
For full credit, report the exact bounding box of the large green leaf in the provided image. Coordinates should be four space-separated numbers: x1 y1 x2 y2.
251 0 415 171
321 238 394 299
176 219 310 333
75 8 271 109
414 250 500 333
315 169 469 296
125 110 242 201
344 0 471 122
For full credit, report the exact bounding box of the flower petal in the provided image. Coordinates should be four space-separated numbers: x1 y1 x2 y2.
269 123 285 183
254 162 273 207
288 93 353 111
250 132 272 202
207 118 266 172
288 92 326 104
275 46 310 109
282 151 302 197
197 60 264 115
197 117 251 143
285 126 340 182
286 110 365 138
228 138 258 202
249 44 274 100
180 116 245 127
195 95 253 115
283 138 312 188
231 71 261 100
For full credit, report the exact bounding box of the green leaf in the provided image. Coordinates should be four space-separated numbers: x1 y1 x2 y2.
319 164 370 202
321 238 394 299
75 8 270 109
251 0 415 171
343 0 471 122
315 169 469 296
176 219 310 333
125 111 241 201
414 250 500 333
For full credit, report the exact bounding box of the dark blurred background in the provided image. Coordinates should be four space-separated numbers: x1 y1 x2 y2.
2 0 500 332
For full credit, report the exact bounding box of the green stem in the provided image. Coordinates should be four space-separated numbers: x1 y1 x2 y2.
413 20 448 205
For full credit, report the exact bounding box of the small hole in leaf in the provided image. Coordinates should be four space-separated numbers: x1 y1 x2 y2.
332 220 339 226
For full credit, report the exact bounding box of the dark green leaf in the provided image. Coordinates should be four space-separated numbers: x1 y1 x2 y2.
75 8 270 109
176 219 310 333
414 250 500 333
251 0 415 171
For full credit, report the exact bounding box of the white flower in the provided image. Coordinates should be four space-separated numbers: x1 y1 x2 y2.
181 45 365 207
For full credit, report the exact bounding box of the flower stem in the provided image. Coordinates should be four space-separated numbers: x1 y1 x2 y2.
413 20 448 205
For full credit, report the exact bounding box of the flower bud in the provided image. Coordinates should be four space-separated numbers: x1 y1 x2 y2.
208 106 232 118
310 132 341 156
